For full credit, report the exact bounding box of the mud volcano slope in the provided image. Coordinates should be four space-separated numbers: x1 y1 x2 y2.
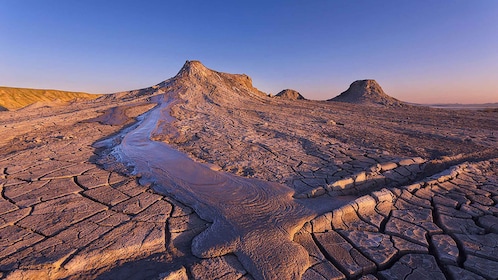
329 79 404 106
149 60 275 143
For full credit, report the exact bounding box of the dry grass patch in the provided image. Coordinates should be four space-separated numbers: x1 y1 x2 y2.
0 86 101 110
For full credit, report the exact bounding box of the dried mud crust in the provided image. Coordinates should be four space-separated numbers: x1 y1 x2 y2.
296 159 498 280
0 98 232 279
166 88 498 195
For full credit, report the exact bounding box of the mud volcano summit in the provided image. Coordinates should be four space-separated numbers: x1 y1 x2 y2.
275 89 306 100
0 60 497 280
328 79 404 107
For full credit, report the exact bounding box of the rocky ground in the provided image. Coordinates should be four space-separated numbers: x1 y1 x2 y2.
1 61 497 279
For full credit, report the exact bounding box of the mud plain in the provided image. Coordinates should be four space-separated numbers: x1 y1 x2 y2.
1 61 497 279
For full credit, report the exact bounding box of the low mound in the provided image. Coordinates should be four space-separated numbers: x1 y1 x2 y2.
329 79 403 106
0 86 101 110
275 89 305 100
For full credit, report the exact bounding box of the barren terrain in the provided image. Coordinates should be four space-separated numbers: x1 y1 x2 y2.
1 61 497 279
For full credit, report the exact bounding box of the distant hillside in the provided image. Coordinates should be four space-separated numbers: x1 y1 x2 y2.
0 86 101 110
329 79 404 106
422 103 498 110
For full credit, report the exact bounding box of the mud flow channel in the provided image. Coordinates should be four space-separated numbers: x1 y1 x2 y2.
111 92 354 279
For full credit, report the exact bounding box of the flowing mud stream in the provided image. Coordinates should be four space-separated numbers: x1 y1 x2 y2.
111 93 354 279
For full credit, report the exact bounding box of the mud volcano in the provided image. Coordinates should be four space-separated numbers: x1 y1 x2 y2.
1 61 497 280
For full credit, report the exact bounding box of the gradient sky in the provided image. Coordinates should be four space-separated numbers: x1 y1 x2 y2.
1 1 497 103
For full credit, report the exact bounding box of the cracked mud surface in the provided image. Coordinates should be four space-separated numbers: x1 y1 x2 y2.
1 61 497 279
298 160 498 279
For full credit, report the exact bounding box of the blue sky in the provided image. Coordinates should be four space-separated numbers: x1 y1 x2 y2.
1 1 497 103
